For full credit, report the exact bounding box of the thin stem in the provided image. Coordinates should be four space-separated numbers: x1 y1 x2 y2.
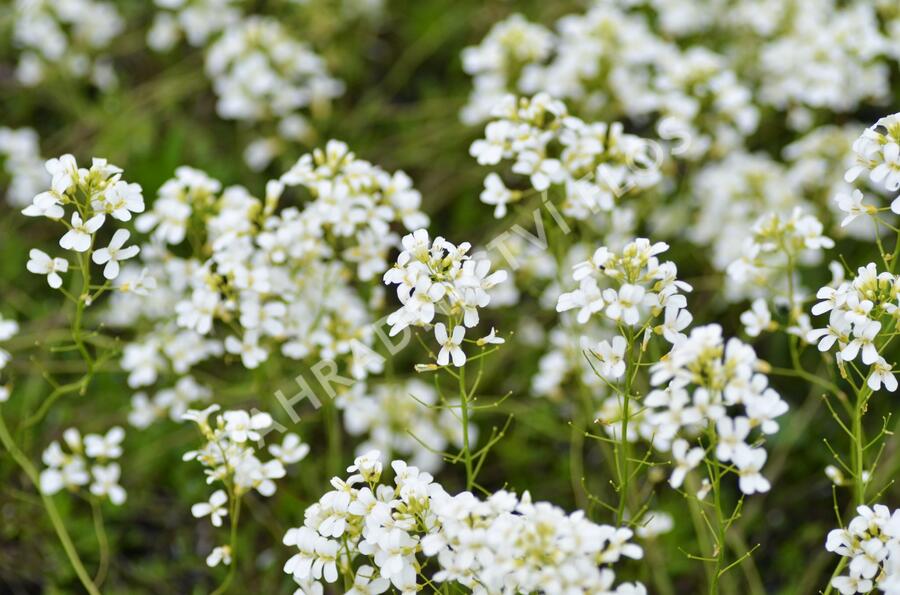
822 557 849 595
708 430 727 595
211 495 242 595
852 387 869 506
0 411 100 595
90 497 110 587
458 364 474 491
685 474 716 590
323 399 342 479
616 332 635 526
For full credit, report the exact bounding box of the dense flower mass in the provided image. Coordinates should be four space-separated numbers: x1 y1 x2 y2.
808 263 900 393
826 505 900 594
116 140 426 398
470 93 660 219
383 229 507 367
205 17 344 170
20 155 145 293
556 237 690 334
184 405 308 566
5 2 900 593
39 426 127 505
10 0 123 88
283 451 646 594
644 324 788 495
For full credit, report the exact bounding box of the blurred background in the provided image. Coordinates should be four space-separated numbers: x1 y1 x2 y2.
1 1 899 593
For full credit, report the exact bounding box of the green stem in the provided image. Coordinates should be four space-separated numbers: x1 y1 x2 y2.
569 410 588 512
709 472 727 595
73 252 94 368
323 399 342 479
90 497 110 587
822 557 849 595
0 411 100 595
685 473 716 590
458 365 474 491
852 387 869 506
616 333 634 526
211 496 241 595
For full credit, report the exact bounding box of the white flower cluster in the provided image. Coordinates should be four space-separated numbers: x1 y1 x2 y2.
278 139 429 276
840 112 900 220
11 0 123 88
383 229 507 367
283 450 646 594
147 0 241 51
642 324 788 495
183 405 308 566
205 16 344 170
462 2 897 134
726 207 834 302
39 426 127 505
681 131 878 300
689 152 811 273
336 380 470 473
21 154 145 288
0 127 49 208
117 141 426 394
826 504 900 595
557 238 691 343
148 0 383 53
807 263 900 393
459 14 554 125
531 324 607 400
470 93 660 219
756 0 890 114
0 314 19 403
128 375 212 429
463 5 757 159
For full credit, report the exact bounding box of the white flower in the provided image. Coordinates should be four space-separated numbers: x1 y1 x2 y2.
0 316 18 343
94 181 144 221
830 575 873 595
222 410 272 443
603 284 647 326
92 229 140 279
59 212 105 252
269 433 310 464
812 285 848 316
836 189 870 227
192 489 228 527
22 191 65 219
670 439 704 488
594 336 626 379
347 565 390 595
435 323 466 367
206 545 232 567
476 327 505 346
480 173 515 218
841 321 881 365
661 305 692 344
45 154 78 195
868 358 898 392
26 248 69 288
116 267 157 296
84 426 125 459
734 445 770 494
740 299 771 337
872 142 900 193
89 463 127 505
224 331 268 369
807 316 851 352
715 416 751 462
